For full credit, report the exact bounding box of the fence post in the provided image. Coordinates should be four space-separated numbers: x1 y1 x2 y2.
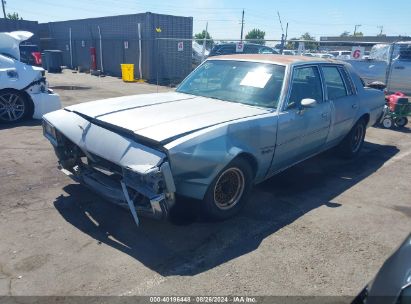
69 28 73 69
137 23 143 80
385 42 396 92
98 25 104 73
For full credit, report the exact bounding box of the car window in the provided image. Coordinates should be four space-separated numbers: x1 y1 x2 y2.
339 67 355 95
244 44 259 53
286 66 323 110
322 66 348 100
218 46 235 55
259 47 274 54
177 60 286 108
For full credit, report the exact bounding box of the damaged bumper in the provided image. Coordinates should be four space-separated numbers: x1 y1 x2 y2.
42 113 176 225
59 160 176 224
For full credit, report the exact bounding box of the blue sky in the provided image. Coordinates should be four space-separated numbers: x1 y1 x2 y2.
6 0 411 39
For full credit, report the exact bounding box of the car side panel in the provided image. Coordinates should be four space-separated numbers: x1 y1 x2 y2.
165 114 278 200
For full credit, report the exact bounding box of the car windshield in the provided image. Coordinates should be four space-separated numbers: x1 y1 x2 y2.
176 60 285 108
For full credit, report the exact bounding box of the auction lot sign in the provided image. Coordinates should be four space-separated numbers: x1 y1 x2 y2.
351 46 365 60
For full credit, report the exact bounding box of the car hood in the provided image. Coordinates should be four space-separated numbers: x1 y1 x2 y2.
65 92 270 143
0 31 33 61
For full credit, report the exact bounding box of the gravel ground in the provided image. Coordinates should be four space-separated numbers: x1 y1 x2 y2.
0 70 410 298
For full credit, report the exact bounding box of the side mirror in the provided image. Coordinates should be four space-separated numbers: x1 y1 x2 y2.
301 98 317 108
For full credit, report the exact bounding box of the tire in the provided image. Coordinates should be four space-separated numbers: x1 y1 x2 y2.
382 117 393 129
202 158 253 221
0 90 31 123
394 117 408 128
338 119 367 159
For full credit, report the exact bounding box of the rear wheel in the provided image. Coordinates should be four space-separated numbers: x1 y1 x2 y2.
338 119 366 159
394 117 408 128
202 158 253 220
0 90 30 123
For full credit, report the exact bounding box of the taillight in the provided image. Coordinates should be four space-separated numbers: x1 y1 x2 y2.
32 52 42 65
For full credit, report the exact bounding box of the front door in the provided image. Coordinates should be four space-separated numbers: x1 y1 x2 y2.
270 65 331 174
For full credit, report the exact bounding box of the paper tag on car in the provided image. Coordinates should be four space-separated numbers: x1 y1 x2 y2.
240 71 272 88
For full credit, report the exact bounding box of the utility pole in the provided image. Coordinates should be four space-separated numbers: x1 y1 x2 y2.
285 22 289 48
377 25 384 36
354 24 361 36
1 0 6 19
201 21 208 62
240 9 244 41
277 11 285 54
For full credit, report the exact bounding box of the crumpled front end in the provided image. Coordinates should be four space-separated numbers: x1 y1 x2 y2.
42 110 176 225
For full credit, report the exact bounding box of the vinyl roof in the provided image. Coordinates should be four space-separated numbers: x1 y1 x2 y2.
210 54 338 65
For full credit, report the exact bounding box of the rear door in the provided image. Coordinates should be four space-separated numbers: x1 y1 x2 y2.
270 65 331 173
320 65 359 143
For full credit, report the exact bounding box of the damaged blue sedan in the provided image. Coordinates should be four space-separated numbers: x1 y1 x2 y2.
43 54 385 224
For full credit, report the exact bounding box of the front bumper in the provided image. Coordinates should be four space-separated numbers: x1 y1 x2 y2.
30 89 61 119
42 114 175 225
59 163 175 224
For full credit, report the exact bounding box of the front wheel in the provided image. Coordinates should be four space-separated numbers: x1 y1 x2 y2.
338 119 367 159
202 158 253 221
0 90 31 123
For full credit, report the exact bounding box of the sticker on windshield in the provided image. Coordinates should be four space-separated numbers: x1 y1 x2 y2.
240 71 272 88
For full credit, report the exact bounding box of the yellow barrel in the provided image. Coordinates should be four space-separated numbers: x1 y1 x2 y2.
121 64 135 82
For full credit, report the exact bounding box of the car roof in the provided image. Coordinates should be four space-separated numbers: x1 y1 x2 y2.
209 54 339 66
214 43 270 47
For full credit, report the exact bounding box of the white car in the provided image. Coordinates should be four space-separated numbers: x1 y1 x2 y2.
330 50 352 60
0 31 61 123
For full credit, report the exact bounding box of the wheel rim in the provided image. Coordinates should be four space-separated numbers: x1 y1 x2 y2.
0 93 25 122
382 118 392 128
213 167 245 210
351 123 364 153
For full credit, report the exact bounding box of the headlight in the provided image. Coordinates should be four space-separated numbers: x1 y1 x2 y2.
123 167 164 196
7 69 18 79
42 120 57 141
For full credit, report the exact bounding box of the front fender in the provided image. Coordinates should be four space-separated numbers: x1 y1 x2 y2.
164 114 278 200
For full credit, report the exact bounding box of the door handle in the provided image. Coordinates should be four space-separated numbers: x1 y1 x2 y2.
352 104 358 109
394 66 405 70
321 112 328 118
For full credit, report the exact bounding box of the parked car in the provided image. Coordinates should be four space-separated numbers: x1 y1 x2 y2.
352 233 411 304
19 44 42 66
347 42 411 95
316 53 334 59
0 31 61 123
43 55 385 225
209 43 278 57
330 50 352 60
303 52 315 57
283 50 296 56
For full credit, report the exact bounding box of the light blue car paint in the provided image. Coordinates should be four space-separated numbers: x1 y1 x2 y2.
43 56 385 220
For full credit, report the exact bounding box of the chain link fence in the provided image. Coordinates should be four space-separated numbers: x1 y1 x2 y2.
42 34 411 91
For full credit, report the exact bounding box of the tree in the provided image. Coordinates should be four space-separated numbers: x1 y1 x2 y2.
194 30 213 49
300 32 318 50
7 12 23 20
353 31 364 37
286 37 298 50
340 31 350 37
245 28 266 45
